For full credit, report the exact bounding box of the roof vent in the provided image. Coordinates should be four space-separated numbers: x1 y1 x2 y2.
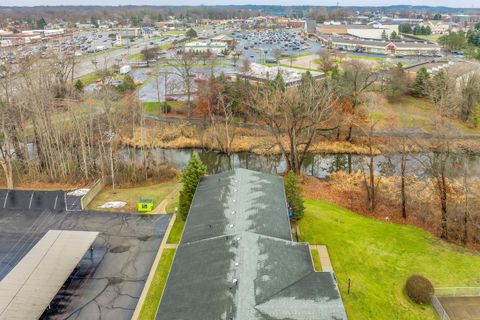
232 279 238 285
231 210 236 215
229 224 234 228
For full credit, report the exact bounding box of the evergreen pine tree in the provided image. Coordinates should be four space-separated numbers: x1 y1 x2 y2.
178 153 207 220
36 17 47 30
269 71 286 91
412 67 429 97
381 30 388 41
74 79 84 92
186 28 198 39
284 171 305 221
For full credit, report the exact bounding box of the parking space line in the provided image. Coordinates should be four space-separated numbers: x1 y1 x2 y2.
54 195 58 210
29 192 34 209
64 193 68 211
29 192 34 208
3 190 9 208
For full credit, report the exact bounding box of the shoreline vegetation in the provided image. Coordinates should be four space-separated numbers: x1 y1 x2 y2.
119 121 480 156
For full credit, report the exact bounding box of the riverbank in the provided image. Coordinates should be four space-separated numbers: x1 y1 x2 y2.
120 121 480 156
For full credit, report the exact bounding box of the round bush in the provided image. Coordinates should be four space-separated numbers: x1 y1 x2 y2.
405 275 434 304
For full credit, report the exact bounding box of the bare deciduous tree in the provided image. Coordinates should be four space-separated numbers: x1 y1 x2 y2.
167 52 198 117
333 60 377 142
248 72 337 173
316 49 334 74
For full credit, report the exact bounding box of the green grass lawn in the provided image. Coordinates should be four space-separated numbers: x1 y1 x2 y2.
346 54 387 61
143 101 181 115
410 34 441 42
165 191 184 244
138 248 176 320
311 249 322 271
299 199 480 320
167 218 184 244
128 53 145 62
164 30 185 35
88 181 177 213
78 72 101 85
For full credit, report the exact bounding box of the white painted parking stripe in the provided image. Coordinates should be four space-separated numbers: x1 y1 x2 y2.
28 192 34 209
3 191 8 209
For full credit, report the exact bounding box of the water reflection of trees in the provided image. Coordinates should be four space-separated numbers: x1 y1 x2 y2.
237 152 283 174
116 147 480 179
197 150 233 174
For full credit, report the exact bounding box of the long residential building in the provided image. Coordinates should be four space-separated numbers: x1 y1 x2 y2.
156 169 347 320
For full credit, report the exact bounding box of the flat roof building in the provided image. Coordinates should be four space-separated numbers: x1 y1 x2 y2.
317 23 399 41
156 169 347 320
211 34 236 48
236 63 324 86
0 230 98 320
317 34 440 56
184 41 228 54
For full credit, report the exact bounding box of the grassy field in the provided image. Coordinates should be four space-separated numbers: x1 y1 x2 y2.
165 192 184 244
143 101 181 115
138 248 176 320
78 72 101 85
88 181 177 213
128 53 145 62
311 249 322 271
167 218 184 244
411 34 441 42
165 192 179 213
346 54 387 61
299 199 480 320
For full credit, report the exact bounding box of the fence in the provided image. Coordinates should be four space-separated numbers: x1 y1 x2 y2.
435 287 480 297
80 179 105 210
431 296 450 320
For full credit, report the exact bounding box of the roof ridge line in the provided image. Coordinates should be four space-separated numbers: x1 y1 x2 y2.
253 271 315 307
181 230 303 246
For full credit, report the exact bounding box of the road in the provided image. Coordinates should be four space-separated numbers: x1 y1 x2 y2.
73 36 172 79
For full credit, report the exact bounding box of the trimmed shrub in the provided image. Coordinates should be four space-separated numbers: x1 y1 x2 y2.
405 275 434 304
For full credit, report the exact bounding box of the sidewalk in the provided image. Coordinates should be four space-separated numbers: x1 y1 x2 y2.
310 244 333 272
150 183 181 214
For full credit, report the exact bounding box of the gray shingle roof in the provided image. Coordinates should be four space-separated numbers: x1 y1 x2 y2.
181 169 292 243
156 169 347 320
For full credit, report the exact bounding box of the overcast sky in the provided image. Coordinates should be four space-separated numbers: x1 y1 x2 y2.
1 0 478 8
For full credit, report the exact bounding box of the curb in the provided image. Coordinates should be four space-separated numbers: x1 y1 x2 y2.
131 213 177 320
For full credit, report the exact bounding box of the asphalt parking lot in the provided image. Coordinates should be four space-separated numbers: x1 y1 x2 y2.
0 189 171 320
234 29 322 62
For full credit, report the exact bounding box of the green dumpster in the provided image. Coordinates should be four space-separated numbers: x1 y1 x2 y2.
137 198 154 212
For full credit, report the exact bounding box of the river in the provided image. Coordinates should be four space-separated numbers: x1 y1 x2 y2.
118 147 480 179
